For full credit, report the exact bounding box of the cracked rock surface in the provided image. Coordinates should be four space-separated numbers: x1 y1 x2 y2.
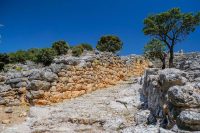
2 78 155 133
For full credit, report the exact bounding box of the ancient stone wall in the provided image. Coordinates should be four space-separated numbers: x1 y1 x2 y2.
0 52 148 106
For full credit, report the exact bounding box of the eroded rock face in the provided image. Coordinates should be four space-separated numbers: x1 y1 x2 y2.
177 111 200 131
142 66 200 131
168 85 200 108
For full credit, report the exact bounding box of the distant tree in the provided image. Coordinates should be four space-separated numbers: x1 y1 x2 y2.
96 35 123 53
52 40 69 55
143 8 200 67
35 48 56 66
144 39 167 69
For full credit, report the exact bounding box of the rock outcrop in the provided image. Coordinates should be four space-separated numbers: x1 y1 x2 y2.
142 53 200 132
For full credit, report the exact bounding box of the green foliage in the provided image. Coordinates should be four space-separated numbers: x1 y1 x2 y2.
52 40 69 55
15 66 23 71
72 46 83 57
35 48 56 66
143 8 200 41
26 48 41 62
144 39 166 60
8 50 28 63
96 35 123 53
143 8 200 67
0 53 10 64
0 62 4 71
0 53 10 71
79 43 93 51
144 39 167 69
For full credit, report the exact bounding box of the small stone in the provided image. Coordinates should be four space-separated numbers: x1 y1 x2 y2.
2 119 11 124
5 107 13 113
19 112 27 117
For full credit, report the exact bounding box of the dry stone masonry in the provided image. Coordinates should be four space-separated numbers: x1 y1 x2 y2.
0 52 148 106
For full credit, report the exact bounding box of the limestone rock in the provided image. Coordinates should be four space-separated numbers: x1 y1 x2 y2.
41 71 58 82
134 110 150 125
177 111 200 131
27 80 50 91
5 107 13 113
28 69 42 80
0 96 6 105
159 68 187 91
168 85 200 108
0 85 12 93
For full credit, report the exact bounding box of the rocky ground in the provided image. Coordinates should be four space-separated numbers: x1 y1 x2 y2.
1 77 168 133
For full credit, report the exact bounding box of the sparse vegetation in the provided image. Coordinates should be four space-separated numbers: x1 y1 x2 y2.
96 35 123 53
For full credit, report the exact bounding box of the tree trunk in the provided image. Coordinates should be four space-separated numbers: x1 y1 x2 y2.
162 58 166 69
169 47 174 68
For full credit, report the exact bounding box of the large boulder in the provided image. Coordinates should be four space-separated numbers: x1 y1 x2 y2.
159 68 187 92
177 111 200 131
168 85 200 108
49 63 65 73
28 69 42 80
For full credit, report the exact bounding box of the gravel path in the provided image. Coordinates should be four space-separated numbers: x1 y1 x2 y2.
2 78 152 133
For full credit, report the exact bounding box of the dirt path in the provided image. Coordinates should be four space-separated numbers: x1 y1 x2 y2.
2 78 154 133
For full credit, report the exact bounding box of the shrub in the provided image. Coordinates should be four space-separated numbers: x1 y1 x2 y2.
52 40 69 55
72 46 83 57
0 53 10 64
0 62 4 71
26 48 40 62
79 43 93 51
96 35 123 53
35 48 56 66
8 50 28 63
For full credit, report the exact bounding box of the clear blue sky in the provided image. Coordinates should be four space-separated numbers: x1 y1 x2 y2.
0 0 200 55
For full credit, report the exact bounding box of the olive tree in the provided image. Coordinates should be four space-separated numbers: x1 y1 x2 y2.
143 8 200 67
52 40 69 55
96 35 123 53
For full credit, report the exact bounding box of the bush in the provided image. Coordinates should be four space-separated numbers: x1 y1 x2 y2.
72 46 83 57
52 40 69 55
26 48 40 62
96 35 123 53
79 43 93 51
0 53 10 64
0 62 4 71
35 48 56 66
8 50 28 63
